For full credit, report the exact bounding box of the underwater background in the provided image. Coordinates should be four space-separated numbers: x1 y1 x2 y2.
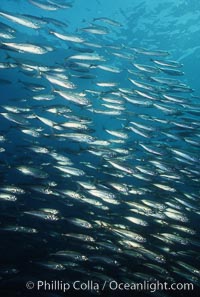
0 0 200 296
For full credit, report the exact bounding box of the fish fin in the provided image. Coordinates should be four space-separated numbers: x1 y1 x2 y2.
5 53 12 60
50 86 55 93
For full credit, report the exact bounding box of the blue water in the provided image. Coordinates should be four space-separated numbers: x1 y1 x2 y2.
0 1 200 296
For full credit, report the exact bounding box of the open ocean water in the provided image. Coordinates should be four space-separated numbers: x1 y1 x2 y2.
0 0 200 296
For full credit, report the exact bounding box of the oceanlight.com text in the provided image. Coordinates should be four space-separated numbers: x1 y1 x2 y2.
26 279 194 293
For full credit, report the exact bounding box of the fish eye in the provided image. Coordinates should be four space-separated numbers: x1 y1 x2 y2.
156 256 165 263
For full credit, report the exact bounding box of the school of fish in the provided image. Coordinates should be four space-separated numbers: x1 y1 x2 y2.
0 0 200 296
